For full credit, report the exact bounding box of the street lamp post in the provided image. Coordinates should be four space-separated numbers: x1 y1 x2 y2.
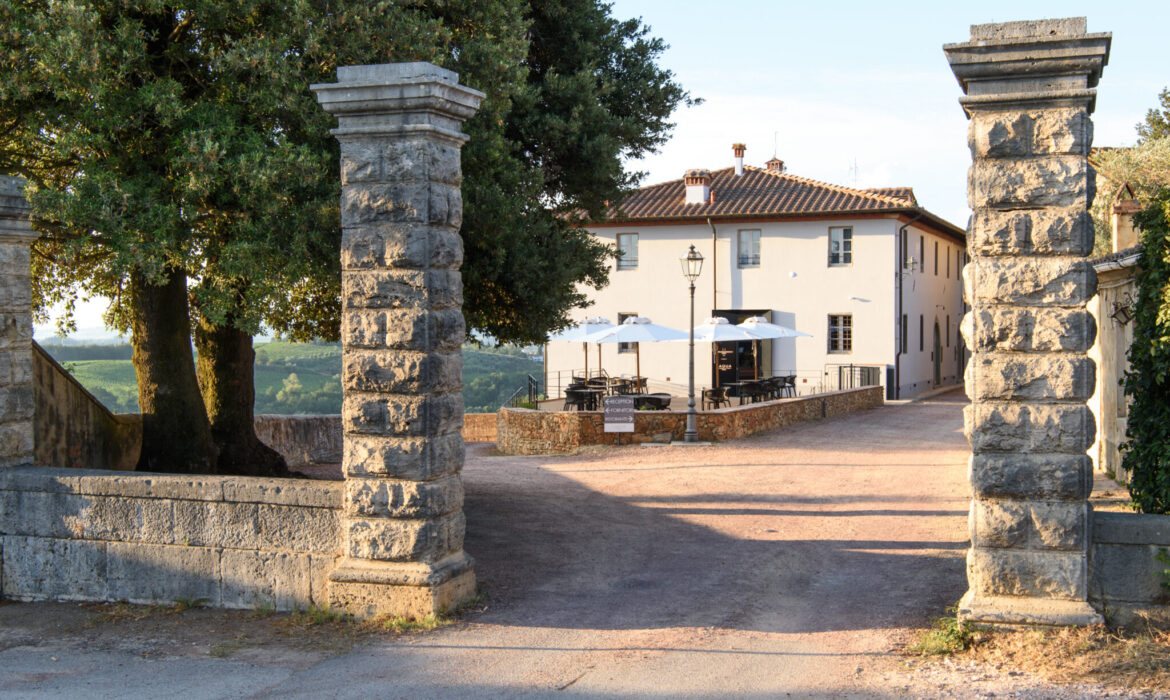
681 244 704 442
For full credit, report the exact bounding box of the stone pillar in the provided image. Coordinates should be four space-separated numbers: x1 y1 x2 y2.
945 18 1111 625
0 176 36 468
311 63 484 619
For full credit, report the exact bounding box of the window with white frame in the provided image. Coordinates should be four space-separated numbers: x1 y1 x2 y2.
828 314 852 353
738 229 761 267
617 312 636 353
828 227 852 266
616 233 638 270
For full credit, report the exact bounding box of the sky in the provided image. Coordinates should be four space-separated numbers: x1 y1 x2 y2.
36 1 1170 341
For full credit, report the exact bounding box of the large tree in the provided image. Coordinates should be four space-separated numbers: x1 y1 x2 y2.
2 0 691 475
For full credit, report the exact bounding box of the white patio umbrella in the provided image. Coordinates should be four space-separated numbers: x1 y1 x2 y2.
737 316 812 339
667 316 761 343
583 316 687 385
547 317 614 379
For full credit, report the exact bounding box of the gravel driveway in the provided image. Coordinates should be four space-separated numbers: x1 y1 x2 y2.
2 390 1130 697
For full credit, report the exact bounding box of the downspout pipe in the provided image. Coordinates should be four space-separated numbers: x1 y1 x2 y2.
708 217 717 388
896 212 924 400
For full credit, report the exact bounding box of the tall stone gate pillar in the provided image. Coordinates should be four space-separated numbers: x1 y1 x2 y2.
0 176 35 468
312 63 484 619
945 19 1110 625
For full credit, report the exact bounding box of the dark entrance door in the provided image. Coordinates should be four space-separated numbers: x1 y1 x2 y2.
711 309 769 389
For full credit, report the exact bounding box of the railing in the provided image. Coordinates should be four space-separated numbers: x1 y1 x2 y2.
546 368 611 400
503 374 542 409
822 363 885 392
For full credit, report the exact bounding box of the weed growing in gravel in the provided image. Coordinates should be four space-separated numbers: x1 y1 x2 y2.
909 611 976 656
209 637 249 658
376 613 446 633
287 605 348 626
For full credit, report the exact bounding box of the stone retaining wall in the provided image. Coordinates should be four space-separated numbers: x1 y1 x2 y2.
497 387 883 455
1091 511 1170 627
0 466 342 610
253 414 343 467
462 413 497 443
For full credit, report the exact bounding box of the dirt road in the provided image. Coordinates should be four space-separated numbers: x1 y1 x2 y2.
0 391 1129 697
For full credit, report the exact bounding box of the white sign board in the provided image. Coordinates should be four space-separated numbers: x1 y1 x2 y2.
604 395 635 433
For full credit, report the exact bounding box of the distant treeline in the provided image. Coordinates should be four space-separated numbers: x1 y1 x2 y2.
38 342 133 361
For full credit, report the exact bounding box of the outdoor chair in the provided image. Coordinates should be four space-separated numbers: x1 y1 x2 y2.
741 381 766 404
762 377 783 400
702 387 730 410
780 375 796 398
614 379 636 395
563 389 587 411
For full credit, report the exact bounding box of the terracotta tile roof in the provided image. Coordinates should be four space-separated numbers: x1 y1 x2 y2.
606 166 920 221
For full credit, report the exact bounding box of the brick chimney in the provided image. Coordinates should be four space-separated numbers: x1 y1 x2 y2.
684 169 711 205
732 143 746 176
765 157 785 173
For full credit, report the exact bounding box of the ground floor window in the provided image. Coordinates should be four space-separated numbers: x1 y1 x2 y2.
617 312 636 353
828 314 852 353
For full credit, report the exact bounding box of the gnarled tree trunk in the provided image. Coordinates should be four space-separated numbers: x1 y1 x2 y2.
194 317 289 477
129 267 218 473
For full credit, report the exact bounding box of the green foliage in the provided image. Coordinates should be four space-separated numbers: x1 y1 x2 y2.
909 610 976 656
1122 189 1170 513
1089 137 1170 256
1155 549 1170 592
1138 88 1170 143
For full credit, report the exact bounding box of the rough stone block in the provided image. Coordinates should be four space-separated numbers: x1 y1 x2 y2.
342 392 463 437
0 240 32 270
341 225 463 271
344 510 465 563
428 182 462 228
343 433 464 480
78 473 224 501
965 402 1094 454
342 269 462 311
106 541 221 605
964 257 1096 306
969 109 1090 158
342 350 461 395
968 547 1087 599
968 156 1093 209
341 182 429 225
962 306 1095 353
968 209 1094 257
170 501 262 549
220 550 312 611
965 353 1095 401
0 466 83 493
338 139 461 187
257 503 341 554
0 489 77 538
341 308 465 352
1089 543 1167 604
972 499 1087 550
71 495 174 544
328 566 475 620
969 454 1092 500
0 311 33 348
0 421 35 467
220 478 342 509
0 385 32 420
309 554 339 606
0 535 108 601
345 474 463 519
970 17 1086 40
1 347 32 385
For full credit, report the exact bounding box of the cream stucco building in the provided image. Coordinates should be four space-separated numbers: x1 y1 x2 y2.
545 149 968 400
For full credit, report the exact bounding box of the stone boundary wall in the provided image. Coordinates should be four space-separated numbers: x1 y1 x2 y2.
462 413 497 443
0 466 342 610
253 415 343 467
1091 511 1170 626
497 387 883 455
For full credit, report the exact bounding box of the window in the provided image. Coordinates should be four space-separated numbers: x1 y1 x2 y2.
828 227 852 266
933 241 939 275
946 315 951 347
828 314 852 353
901 314 908 353
738 229 761 267
946 246 951 278
919 315 924 352
919 236 924 274
901 230 911 269
617 233 638 270
617 312 636 353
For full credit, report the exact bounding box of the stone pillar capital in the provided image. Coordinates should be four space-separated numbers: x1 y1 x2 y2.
0 176 36 243
311 62 486 144
944 17 1111 115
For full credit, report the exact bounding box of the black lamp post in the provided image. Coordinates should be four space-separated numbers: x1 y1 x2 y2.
681 244 704 442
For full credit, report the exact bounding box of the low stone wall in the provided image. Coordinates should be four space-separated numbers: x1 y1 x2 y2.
497 387 884 455
0 466 342 610
1091 511 1170 626
253 415 343 467
33 342 141 470
463 413 497 442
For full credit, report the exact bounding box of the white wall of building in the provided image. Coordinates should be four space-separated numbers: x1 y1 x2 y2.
545 217 964 399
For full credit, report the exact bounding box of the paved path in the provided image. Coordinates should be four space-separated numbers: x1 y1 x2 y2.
2 391 1010 698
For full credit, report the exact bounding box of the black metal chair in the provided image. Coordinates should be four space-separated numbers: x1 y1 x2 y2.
780 375 797 398
702 387 730 410
761 377 783 400
741 381 766 404
563 388 587 411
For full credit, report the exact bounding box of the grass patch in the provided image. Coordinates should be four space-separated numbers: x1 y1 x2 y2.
284 604 349 627
209 636 249 658
374 613 447 634
908 610 976 656
84 602 154 626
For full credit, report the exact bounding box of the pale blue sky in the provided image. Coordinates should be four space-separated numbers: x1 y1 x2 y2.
608 1 1167 226
38 3 1169 340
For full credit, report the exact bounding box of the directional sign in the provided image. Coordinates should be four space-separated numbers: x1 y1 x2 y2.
604 395 635 433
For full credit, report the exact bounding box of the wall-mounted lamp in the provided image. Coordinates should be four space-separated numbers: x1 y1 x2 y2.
903 257 918 272
1110 292 1135 326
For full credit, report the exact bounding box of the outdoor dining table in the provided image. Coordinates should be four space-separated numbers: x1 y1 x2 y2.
723 380 764 405
577 387 605 411
630 393 672 411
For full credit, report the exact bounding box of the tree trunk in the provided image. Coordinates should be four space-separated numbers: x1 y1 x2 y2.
194 317 289 477
129 268 218 473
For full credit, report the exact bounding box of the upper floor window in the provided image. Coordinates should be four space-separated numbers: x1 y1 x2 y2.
828 314 852 353
828 227 852 266
738 229 761 267
617 233 638 270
